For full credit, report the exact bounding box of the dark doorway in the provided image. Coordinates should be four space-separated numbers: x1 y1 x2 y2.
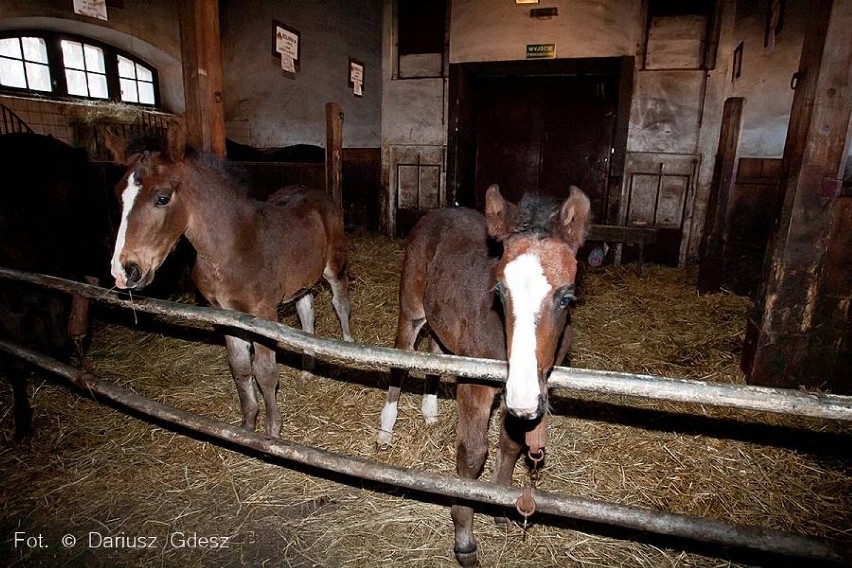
448 58 631 223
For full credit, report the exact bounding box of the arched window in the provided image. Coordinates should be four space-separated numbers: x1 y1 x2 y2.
0 31 159 106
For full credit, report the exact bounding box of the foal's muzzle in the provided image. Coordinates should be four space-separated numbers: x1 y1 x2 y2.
123 263 145 289
506 394 546 421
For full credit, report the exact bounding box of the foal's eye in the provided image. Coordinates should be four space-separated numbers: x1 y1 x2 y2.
556 286 577 309
494 282 506 299
155 195 171 206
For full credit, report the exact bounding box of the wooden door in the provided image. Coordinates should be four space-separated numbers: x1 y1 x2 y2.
473 75 618 221
622 152 700 266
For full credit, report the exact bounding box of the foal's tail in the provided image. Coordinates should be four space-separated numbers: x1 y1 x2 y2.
312 190 352 342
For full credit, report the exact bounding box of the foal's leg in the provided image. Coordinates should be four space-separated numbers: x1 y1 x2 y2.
225 335 258 432
376 315 426 448
3 359 33 440
295 293 316 378
323 262 353 342
252 341 281 437
491 406 525 524
421 338 443 425
451 382 498 567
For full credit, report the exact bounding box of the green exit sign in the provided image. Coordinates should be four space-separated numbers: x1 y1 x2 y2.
526 43 556 59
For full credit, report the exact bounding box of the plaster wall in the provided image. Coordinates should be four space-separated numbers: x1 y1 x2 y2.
219 0 382 148
728 0 806 158
380 0 645 232
448 0 643 63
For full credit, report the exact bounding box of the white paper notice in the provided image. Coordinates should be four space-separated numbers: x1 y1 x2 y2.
73 0 107 20
350 61 364 96
275 27 299 60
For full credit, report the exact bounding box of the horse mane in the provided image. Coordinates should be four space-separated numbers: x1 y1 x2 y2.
125 133 252 194
514 193 563 236
192 151 253 188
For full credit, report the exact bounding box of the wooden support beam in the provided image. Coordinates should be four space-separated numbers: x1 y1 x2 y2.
698 97 743 294
178 0 226 156
742 0 851 393
326 102 344 205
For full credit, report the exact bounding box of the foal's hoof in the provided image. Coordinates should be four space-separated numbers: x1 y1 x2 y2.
454 545 479 567
299 370 314 380
376 430 393 449
493 515 510 525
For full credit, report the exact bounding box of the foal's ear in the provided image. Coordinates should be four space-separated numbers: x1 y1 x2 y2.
166 120 186 163
485 184 519 240
559 186 592 253
104 127 129 164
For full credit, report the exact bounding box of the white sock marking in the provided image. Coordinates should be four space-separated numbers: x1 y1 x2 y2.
502 252 549 415
377 400 399 446
421 394 438 424
111 172 141 288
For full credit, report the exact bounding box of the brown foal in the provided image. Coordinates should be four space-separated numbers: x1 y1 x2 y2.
379 184 590 566
107 126 353 438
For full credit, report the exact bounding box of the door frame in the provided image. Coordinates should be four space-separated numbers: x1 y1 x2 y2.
446 56 634 219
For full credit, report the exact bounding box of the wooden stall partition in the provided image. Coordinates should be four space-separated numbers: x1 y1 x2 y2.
698 97 743 293
342 148 381 232
742 0 851 393
722 158 785 296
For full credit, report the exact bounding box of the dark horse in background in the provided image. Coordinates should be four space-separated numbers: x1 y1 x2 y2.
105 123 353 438
379 185 590 566
0 132 116 438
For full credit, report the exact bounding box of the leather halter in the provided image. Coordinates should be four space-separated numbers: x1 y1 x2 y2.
525 412 548 460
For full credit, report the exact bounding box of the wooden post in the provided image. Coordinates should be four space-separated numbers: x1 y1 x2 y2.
742 0 851 393
326 102 344 205
178 0 226 156
697 97 743 294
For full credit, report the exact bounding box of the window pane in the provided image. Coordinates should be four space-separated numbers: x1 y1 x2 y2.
398 0 446 55
0 38 22 59
61 40 85 69
136 64 153 82
22 37 48 63
65 68 88 95
84 44 105 73
138 81 155 104
120 77 138 102
118 55 136 78
25 62 52 91
0 57 27 88
88 72 108 98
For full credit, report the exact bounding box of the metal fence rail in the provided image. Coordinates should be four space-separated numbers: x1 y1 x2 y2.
0 339 847 564
2 266 851 563
2 267 850 422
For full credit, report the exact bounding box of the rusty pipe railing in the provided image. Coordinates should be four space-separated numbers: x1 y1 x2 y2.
0 339 848 564
1 266 850 422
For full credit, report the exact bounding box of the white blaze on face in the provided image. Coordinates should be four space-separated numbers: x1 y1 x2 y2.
110 172 141 288
502 252 550 415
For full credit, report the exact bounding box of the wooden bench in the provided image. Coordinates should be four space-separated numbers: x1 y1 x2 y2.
587 224 659 274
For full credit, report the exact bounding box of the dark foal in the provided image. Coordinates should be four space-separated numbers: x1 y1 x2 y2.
106 125 353 438
379 185 590 566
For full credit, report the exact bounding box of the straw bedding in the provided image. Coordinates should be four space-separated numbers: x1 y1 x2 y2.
1 231 849 567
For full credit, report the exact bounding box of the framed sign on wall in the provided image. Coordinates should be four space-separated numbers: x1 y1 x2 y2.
349 58 364 97
272 20 300 78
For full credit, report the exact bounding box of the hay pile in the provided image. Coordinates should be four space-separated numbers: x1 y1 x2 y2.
1 232 849 567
